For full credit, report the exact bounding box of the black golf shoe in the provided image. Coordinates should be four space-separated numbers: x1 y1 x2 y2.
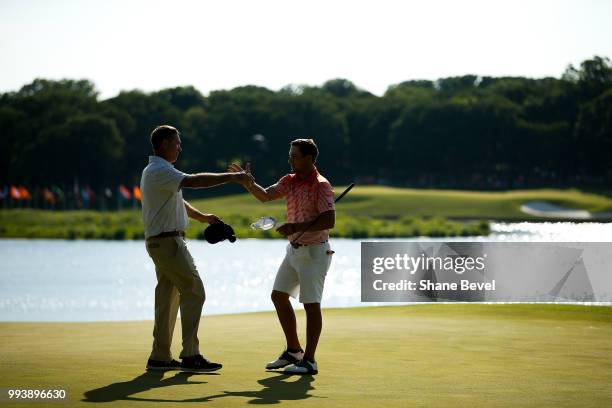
180 354 223 373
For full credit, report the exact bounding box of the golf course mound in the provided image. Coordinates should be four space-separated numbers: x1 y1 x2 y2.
1 304 611 407
521 201 612 220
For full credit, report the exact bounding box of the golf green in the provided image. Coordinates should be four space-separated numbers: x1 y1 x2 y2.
1 304 611 407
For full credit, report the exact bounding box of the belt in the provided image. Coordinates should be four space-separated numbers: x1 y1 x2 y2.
291 240 328 249
147 231 185 240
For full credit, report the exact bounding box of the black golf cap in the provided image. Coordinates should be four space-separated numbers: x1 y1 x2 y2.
204 221 237 244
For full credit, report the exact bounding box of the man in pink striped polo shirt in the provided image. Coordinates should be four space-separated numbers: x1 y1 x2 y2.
229 138 335 375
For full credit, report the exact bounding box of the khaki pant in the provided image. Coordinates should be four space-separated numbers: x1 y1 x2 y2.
145 236 205 361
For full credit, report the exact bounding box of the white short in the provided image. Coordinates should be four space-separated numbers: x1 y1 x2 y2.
273 241 334 304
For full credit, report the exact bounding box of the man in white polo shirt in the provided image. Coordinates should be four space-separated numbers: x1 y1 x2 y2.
141 125 252 373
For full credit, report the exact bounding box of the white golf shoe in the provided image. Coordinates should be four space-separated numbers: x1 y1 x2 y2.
265 349 304 370
284 359 318 375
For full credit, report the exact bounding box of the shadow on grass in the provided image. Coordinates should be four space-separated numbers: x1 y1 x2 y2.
193 373 317 404
82 370 217 403
82 371 316 404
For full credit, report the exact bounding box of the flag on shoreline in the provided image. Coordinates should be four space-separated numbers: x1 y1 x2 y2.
10 186 21 200
43 188 56 205
119 184 132 200
19 186 32 200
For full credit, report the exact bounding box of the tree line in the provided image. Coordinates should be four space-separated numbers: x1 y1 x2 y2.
1 56 610 205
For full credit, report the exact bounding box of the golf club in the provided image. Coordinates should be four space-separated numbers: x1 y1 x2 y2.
290 182 356 245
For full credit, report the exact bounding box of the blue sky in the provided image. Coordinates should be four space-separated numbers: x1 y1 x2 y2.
1 0 611 99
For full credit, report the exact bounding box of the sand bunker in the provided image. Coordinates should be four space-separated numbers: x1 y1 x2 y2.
520 201 612 220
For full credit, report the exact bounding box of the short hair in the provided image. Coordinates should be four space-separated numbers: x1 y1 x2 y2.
150 125 179 151
290 138 319 162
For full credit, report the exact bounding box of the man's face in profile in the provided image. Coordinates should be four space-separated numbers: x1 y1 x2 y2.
163 133 182 164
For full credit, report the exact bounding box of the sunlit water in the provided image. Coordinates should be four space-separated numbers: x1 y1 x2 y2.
1 222 611 321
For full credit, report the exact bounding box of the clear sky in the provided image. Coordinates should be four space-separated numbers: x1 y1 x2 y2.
1 0 611 99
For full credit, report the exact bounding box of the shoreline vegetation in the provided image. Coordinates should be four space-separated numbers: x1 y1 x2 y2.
0 210 491 240
1 186 611 240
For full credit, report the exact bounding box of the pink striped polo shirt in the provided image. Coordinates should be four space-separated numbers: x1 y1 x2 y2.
266 167 335 244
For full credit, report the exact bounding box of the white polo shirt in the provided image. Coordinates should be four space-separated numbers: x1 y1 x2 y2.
140 155 189 239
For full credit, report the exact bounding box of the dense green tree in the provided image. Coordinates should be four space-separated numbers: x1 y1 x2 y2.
563 56 612 102
38 114 123 186
101 90 182 184
1 56 611 195
154 86 207 111
574 89 612 176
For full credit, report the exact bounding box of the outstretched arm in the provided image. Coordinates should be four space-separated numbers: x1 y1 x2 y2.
180 171 253 189
228 163 278 203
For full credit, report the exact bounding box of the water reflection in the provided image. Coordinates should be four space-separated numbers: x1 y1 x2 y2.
1 222 611 321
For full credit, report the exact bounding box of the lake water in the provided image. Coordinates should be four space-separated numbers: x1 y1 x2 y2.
1 222 611 322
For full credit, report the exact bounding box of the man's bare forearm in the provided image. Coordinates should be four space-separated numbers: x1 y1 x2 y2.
245 182 274 202
184 200 206 222
293 211 336 232
180 172 242 189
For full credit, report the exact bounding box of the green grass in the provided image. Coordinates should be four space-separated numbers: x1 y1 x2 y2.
329 186 612 218
188 185 612 218
2 186 611 240
1 304 611 407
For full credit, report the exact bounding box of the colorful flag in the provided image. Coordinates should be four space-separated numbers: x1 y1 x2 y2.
43 188 56 205
119 184 132 200
51 185 65 201
86 186 96 203
19 186 32 200
10 186 20 200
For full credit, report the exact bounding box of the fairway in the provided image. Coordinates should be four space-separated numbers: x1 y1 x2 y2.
190 186 612 219
1 304 611 407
